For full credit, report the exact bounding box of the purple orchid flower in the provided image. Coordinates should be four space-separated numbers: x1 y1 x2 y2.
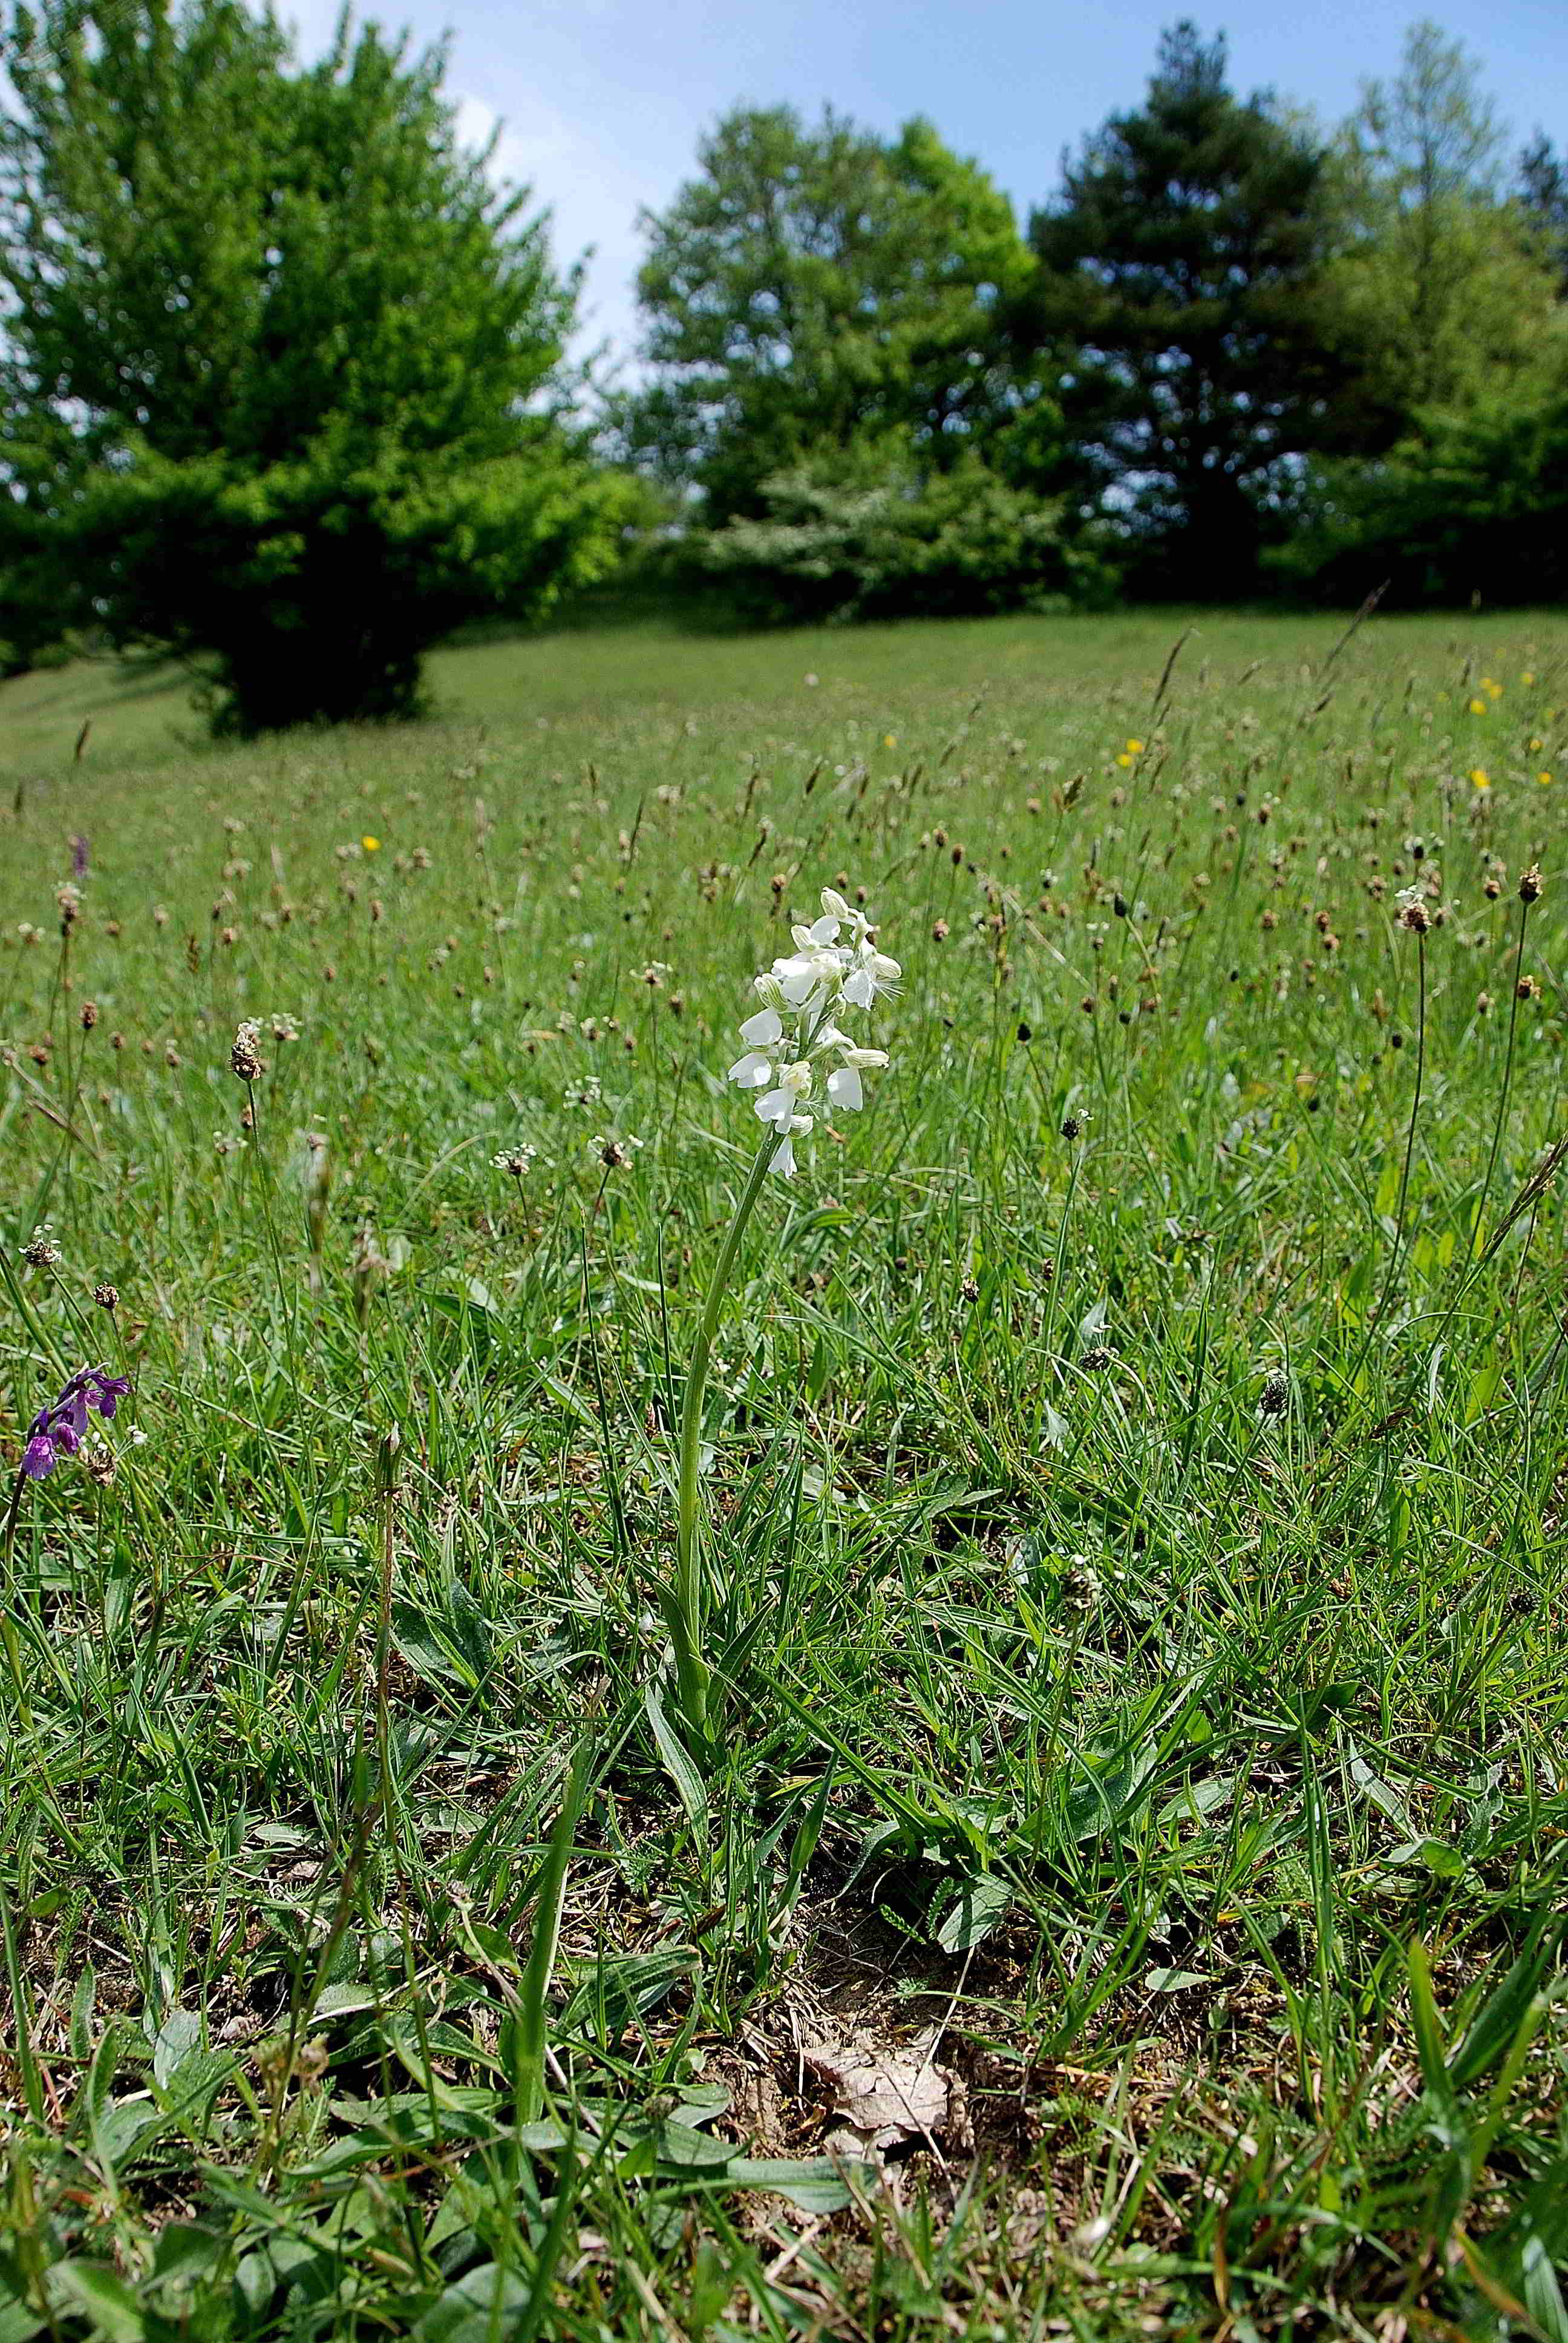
71 835 90 880
18 1365 131 1479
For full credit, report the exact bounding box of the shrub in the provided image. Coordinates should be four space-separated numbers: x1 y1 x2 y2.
691 452 1114 625
1276 387 1568 605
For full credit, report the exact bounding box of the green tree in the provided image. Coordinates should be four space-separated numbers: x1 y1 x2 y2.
620 105 1047 523
1520 133 1568 292
1020 22 1348 592
0 0 625 730
1276 382 1568 605
1323 23 1565 426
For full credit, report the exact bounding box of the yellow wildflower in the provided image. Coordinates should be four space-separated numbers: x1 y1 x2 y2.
1468 768 1491 790
1538 770 1553 788
883 733 897 750
1468 698 1488 716
1126 738 1145 755
1522 670 1536 685
362 834 381 852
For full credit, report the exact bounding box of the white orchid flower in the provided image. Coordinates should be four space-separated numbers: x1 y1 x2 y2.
772 949 840 1008
841 945 901 1008
672 879 902 1760
825 1049 888 1113
755 1060 813 1127
770 1112 814 1177
825 1041 889 1113
792 913 841 949
719 879 896 1178
820 887 875 945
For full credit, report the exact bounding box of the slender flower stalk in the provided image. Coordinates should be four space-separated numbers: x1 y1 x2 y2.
662 887 900 1755
1467 873 1536 1268
232 1017 300 1380
1426 867 1543 1379
1353 894 1428 1391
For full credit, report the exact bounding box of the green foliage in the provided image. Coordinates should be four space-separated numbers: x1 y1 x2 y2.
620 105 1044 525
1022 22 1350 591
0 0 625 731
1279 384 1568 605
1281 30 1568 612
692 445 1111 623
1520 133 1568 293
1321 22 1568 433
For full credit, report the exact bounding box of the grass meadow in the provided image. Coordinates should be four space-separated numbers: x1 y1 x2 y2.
3 605 1568 2340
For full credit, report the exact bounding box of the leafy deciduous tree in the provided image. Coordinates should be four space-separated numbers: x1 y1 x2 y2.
621 105 1048 524
0 0 626 730
693 445 1110 626
1519 132 1568 293
1324 21 1566 428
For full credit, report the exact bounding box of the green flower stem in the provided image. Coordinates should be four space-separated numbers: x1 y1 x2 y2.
667 1129 779 1750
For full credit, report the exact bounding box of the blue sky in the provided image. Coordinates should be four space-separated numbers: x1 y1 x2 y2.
286 0 1568 373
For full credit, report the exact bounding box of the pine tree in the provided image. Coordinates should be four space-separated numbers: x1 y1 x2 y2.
1022 22 1346 591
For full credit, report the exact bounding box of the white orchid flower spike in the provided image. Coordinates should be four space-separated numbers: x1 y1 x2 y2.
724 887 899 1173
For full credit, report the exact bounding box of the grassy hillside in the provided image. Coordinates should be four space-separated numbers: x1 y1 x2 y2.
5 605 1536 779
2 605 1567 2339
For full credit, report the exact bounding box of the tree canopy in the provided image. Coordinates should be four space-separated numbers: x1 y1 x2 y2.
1019 22 1353 591
4 5 1566 684
0 0 625 729
621 105 1050 525
1322 21 1567 427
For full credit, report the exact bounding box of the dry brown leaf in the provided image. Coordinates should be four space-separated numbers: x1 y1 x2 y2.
805 2031 950 2154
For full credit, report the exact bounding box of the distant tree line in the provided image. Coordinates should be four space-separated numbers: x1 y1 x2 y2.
1 2 1564 730
619 21 1568 620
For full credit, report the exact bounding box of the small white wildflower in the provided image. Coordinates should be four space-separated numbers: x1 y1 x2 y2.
770 1113 814 1178
727 1047 775 1089
492 1144 537 1179
823 1043 889 1113
754 1060 813 1128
